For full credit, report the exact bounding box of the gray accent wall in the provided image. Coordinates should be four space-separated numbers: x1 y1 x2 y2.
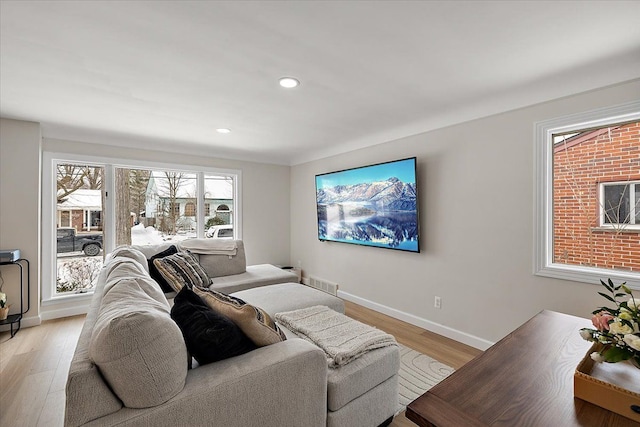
290 79 640 347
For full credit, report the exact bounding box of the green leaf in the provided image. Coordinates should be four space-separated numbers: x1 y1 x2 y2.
614 293 626 298
597 292 616 303
608 278 615 289
601 346 631 363
601 279 613 292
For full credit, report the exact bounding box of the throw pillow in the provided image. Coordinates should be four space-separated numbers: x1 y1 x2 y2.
153 250 210 292
89 277 187 408
148 245 178 293
192 286 286 347
170 285 255 365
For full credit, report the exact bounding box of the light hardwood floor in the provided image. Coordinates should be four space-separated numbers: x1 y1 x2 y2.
0 301 482 427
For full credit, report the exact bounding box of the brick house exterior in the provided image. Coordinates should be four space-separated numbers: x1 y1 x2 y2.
553 121 640 272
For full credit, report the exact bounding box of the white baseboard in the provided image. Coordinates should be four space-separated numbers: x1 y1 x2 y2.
40 303 90 321
0 314 41 333
338 290 494 351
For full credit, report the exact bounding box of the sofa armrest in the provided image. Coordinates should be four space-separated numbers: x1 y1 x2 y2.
86 339 328 427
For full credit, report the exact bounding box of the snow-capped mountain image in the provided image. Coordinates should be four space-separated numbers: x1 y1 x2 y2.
316 176 419 251
317 177 417 212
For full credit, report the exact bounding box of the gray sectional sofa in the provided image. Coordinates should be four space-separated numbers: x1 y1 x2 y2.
65 240 399 427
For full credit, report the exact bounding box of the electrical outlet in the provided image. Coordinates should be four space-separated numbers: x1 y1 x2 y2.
434 296 442 309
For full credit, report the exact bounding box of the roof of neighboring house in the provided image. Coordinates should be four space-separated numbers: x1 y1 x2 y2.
148 171 233 199
57 188 102 209
553 126 622 153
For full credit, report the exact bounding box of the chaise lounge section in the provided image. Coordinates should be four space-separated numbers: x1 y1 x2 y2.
131 239 299 294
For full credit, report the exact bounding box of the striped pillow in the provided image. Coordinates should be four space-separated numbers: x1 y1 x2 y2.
153 251 210 292
193 286 286 347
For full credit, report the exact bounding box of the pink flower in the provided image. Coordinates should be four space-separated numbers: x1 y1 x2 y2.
591 311 614 331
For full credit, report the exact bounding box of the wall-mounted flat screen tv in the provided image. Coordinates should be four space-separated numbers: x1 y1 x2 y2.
315 157 420 253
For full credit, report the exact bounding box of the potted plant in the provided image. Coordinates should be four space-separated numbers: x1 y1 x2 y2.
0 291 9 321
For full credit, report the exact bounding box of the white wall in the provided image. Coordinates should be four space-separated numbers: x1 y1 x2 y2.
0 118 42 329
290 80 640 348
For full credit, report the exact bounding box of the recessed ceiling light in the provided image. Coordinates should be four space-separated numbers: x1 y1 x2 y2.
279 77 300 88
216 128 231 134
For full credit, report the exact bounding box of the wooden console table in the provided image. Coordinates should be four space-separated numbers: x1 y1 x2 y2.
406 310 640 427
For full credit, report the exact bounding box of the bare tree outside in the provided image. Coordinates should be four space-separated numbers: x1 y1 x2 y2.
159 172 185 235
115 168 131 246
83 166 103 190
57 164 87 203
129 169 150 223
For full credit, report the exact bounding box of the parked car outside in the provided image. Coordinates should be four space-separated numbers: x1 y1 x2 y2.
57 227 103 256
205 224 233 239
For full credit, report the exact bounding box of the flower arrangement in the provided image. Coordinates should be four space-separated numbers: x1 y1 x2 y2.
580 279 640 369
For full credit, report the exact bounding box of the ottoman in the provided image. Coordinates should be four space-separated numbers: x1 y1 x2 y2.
233 284 400 427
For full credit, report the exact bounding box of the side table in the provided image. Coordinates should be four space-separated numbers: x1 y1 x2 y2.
0 258 30 338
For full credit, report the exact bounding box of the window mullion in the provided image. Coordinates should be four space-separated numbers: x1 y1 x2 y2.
631 183 637 225
197 172 205 238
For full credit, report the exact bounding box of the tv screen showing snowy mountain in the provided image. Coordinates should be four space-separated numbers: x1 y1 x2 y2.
315 157 420 253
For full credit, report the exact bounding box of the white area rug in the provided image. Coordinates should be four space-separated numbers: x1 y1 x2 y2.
398 344 455 410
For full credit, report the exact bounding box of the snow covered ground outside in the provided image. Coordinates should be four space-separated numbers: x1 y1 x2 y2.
130 223 195 245
56 225 195 293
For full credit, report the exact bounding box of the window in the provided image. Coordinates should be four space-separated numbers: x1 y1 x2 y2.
600 181 639 227
534 101 640 289
54 163 105 295
42 153 241 305
185 202 196 217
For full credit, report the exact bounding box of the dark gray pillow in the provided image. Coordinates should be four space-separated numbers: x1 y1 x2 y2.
170 285 255 365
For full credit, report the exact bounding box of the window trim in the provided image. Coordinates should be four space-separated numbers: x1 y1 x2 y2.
42 151 242 304
533 100 640 290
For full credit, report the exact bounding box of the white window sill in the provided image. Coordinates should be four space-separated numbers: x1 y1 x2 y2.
590 227 640 234
41 291 95 306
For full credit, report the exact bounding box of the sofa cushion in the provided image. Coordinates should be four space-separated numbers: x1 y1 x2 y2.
148 245 178 293
209 264 299 294
232 283 345 317
153 250 210 292
130 242 173 259
89 277 188 409
103 258 169 307
193 286 286 347
109 246 149 273
170 285 255 365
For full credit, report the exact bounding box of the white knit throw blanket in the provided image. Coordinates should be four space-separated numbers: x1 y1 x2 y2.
275 305 397 368
177 239 237 255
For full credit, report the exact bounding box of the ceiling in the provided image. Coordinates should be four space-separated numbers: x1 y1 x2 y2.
1 1 639 166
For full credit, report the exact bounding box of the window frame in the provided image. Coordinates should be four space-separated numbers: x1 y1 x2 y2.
534 100 640 290
42 152 242 304
599 181 640 229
